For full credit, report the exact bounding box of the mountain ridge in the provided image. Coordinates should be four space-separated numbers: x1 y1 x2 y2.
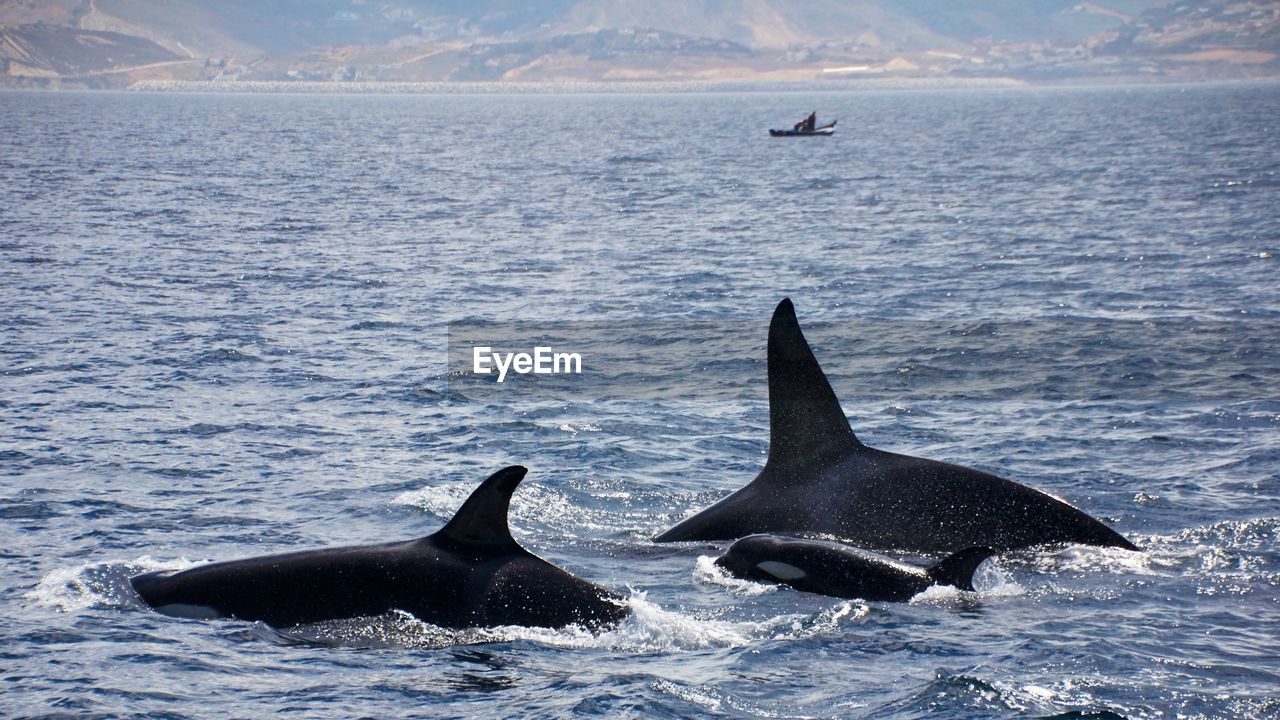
2 0 1276 88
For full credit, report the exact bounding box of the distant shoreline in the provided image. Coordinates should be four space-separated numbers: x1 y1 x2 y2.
124 77 1031 94
4 75 1276 95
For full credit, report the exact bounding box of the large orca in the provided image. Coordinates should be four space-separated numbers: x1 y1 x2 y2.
655 299 1137 552
131 466 628 630
715 535 996 601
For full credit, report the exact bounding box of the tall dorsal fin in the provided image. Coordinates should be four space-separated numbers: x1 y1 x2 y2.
766 299 861 466
926 546 997 591
433 465 526 548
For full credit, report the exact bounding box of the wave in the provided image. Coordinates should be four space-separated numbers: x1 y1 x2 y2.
267 590 805 652
692 554 778 596
27 557 196 612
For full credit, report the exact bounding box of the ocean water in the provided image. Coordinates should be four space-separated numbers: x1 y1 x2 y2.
2 83 1278 719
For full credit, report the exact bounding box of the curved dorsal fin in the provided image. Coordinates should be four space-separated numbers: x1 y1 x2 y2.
926 546 997 591
766 299 861 467
433 465 527 548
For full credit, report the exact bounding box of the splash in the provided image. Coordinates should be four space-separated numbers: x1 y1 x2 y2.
281 590 828 652
392 481 610 535
27 556 196 612
493 590 763 652
1029 517 1280 581
775 599 869 640
555 422 601 435
284 610 494 650
391 481 475 520
1153 516 1279 554
1027 544 1160 576
650 679 725 713
911 558 1024 604
692 554 778 596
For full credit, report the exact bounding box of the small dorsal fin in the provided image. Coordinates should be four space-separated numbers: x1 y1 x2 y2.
926 547 997 591
766 299 861 466
433 465 526 548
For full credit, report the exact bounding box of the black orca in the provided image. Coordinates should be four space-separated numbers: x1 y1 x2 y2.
655 299 1137 552
715 534 997 601
131 466 628 630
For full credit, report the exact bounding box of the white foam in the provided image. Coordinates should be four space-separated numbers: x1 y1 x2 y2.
1007 677 1112 716
911 558 1024 604
492 590 762 652
287 610 493 649
288 590 824 652
28 556 198 612
775 600 869 640
391 482 473 519
555 423 600 435
1029 544 1162 576
392 481 611 534
693 555 778 596
650 679 724 712
509 585 870 651
909 584 967 603
1138 517 1280 571
971 557 1025 596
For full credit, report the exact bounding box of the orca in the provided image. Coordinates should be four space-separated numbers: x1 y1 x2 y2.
655 299 1137 552
131 466 628 630
715 534 997 601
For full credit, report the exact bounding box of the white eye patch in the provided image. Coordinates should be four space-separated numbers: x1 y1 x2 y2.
757 561 807 581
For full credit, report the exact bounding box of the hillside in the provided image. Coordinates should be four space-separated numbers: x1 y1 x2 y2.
0 24 182 79
2 0 1276 88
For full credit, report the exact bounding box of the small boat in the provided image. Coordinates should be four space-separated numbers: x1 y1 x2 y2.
770 122 836 137
770 111 836 137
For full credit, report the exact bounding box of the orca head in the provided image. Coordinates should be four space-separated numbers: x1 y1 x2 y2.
130 570 177 611
715 534 808 582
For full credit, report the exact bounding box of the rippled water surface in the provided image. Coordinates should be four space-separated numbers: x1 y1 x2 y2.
2 84 1278 719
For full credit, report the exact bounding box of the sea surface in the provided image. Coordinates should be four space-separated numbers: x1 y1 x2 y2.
2 83 1278 719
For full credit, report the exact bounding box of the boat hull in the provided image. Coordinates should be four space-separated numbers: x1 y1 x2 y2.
769 122 837 137
762 126 834 135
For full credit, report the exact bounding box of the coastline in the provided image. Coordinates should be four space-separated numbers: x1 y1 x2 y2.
4 75 1276 95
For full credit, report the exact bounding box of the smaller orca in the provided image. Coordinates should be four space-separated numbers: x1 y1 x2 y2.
131 466 627 630
714 534 997 602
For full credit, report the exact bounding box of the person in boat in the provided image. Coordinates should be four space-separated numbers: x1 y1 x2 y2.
793 112 818 132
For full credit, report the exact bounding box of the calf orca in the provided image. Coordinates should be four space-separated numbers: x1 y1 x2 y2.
715 534 996 601
131 466 628 630
655 299 1137 552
